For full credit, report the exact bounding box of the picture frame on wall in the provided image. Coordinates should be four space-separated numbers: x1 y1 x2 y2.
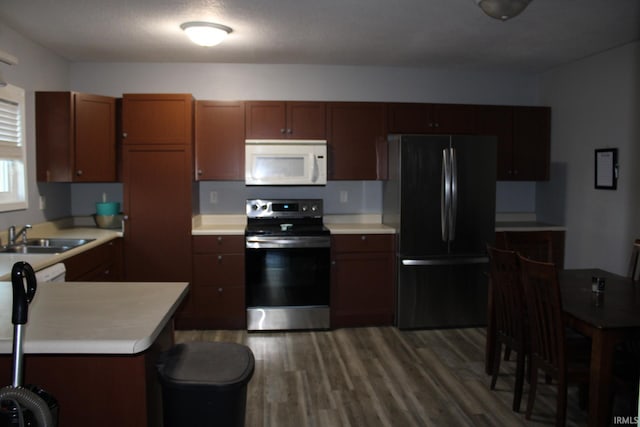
594 148 618 190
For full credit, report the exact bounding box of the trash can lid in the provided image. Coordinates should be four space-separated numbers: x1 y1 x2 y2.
157 342 255 389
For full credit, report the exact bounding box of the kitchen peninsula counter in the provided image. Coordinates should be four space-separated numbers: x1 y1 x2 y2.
0 281 187 354
0 281 187 427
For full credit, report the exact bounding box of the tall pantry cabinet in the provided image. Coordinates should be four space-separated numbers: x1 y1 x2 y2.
121 94 193 283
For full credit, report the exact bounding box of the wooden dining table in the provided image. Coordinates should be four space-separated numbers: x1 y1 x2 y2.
559 268 640 427
485 268 640 427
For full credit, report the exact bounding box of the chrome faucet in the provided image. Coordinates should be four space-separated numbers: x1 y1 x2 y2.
8 224 31 245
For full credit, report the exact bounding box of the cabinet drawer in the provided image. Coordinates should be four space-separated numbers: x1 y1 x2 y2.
331 234 394 253
193 253 244 286
194 285 246 329
193 235 245 253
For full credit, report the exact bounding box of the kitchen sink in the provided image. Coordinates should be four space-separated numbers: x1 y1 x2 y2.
0 238 95 254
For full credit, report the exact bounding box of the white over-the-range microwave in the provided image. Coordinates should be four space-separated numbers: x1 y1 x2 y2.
245 139 327 185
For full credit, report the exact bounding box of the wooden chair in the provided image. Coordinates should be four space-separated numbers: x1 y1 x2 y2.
628 238 640 282
518 255 590 427
487 245 528 412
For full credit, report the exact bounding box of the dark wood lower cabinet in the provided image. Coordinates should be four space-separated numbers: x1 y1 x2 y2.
495 230 565 269
0 321 173 427
331 234 395 328
65 238 123 281
175 235 245 329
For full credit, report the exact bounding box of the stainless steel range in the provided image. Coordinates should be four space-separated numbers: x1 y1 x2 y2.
245 198 330 331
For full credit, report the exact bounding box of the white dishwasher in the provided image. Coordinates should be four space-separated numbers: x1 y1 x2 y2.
35 263 66 282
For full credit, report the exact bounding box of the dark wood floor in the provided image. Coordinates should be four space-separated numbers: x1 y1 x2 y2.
175 327 623 426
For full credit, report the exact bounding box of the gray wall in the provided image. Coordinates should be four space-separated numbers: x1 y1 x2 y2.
68 62 539 104
66 62 542 216
539 41 640 274
0 19 551 234
0 23 71 231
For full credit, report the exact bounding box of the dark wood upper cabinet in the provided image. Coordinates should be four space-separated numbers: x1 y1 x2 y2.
195 101 245 180
475 105 550 181
327 102 387 180
475 105 514 181
121 93 193 145
36 92 116 182
512 106 550 181
388 103 476 134
245 101 326 139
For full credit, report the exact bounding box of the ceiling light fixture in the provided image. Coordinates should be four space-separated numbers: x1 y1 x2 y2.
476 0 532 21
180 21 232 47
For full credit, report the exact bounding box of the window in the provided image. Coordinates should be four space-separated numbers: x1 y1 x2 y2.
0 84 27 212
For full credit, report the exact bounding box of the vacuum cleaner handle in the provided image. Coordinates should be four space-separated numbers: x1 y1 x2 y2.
11 261 37 325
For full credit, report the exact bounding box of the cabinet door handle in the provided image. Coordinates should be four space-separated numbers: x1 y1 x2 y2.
76 170 83 176
287 128 293 134
280 128 286 134
197 169 203 176
218 287 223 293
122 132 127 138
217 255 223 263
360 235 367 241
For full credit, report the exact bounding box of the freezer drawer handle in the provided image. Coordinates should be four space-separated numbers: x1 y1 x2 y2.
402 257 489 266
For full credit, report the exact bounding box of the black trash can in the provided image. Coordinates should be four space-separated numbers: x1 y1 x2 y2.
157 341 255 427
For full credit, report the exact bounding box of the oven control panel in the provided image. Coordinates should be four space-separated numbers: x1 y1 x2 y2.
246 199 323 219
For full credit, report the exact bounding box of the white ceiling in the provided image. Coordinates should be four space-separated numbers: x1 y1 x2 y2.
1 0 639 73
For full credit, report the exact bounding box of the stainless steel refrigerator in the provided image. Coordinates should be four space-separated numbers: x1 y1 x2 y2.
383 134 496 329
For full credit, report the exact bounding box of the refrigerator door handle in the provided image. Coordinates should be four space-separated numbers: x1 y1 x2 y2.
402 257 489 266
449 146 457 241
441 148 450 242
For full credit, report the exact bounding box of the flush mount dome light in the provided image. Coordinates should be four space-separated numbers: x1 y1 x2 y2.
180 21 232 46
476 0 532 21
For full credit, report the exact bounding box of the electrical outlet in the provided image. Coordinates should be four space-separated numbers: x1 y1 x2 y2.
39 195 46 210
209 191 218 204
340 190 348 203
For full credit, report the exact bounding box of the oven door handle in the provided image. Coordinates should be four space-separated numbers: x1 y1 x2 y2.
246 236 331 249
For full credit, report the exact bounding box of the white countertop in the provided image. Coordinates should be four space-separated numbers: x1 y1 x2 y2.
0 281 188 354
0 226 122 280
191 213 565 234
192 214 246 235
495 221 567 232
192 213 396 235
